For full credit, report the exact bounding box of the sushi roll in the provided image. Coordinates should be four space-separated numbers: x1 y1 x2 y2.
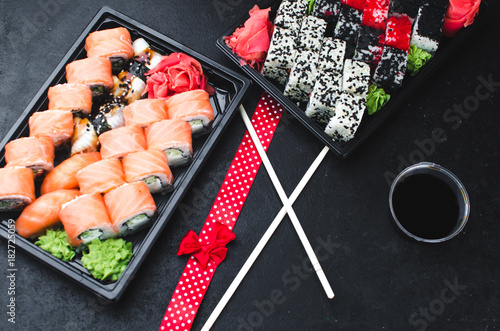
274 0 309 29
389 0 423 19
165 90 215 135
341 0 368 11
110 70 147 105
296 16 328 52
410 4 447 55
92 102 125 135
28 109 74 148
98 126 147 159
0 167 35 211
384 14 412 52
353 25 384 66
372 46 408 94
4 136 55 178
76 158 126 195
262 26 299 84
333 4 363 45
47 83 93 116
361 0 390 30
284 49 319 102
312 0 342 24
59 193 115 247
123 99 168 128
15 189 80 239
85 27 134 73
324 93 366 142
66 57 114 97
122 149 174 194
132 38 163 70
71 117 99 156
40 152 101 195
145 119 193 167
306 70 343 124
342 59 371 97
104 182 157 235
316 38 347 74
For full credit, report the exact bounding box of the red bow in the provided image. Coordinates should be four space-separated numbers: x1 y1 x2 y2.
177 222 235 268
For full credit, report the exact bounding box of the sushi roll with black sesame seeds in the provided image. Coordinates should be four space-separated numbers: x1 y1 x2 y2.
342 59 371 97
296 16 328 52
353 26 384 67
306 70 343 124
317 38 347 74
333 4 363 46
371 46 408 94
389 0 423 19
410 4 447 55
93 102 126 136
262 26 299 83
312 0 342 24
324 93 366 142
284 49 319 102
274 0 309 29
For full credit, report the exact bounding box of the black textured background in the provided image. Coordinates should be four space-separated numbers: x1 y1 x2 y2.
1 1 499 330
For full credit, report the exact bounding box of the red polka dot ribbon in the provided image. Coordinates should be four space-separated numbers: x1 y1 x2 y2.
159 92 284 331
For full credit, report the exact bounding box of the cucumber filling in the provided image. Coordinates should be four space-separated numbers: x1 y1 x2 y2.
125 214 150 231
0 200 23 209
91 85 105 97
78 229 103 242
143 176 163 191
165 148 184 159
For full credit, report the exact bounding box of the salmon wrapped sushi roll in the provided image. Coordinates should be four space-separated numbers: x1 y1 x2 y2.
5 136 55 178
165 90 215 135
145 119 193 167
29 109 74 148
98 126 147 159
47 83 93 116
71 117 99 156
59 193 115 247
123 99 168 128
41 152 101 195
104 182 157 235
66 57 113 97
15 189 80 239
122 149 173 193
76 158 126 195
0 167 35 211
85 27 134 73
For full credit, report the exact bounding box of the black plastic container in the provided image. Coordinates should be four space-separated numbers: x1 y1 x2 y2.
0 7 250 301
217 0 490 158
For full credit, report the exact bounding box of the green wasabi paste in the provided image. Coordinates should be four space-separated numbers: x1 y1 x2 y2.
81 238 133 282
407 45 432 76
366 85 391 115
35 228 75 262
307 0 316 15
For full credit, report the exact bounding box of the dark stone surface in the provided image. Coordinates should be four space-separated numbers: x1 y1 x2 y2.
1 1 499 330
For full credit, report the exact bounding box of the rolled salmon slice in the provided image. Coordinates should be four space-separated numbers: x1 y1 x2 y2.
0 167 35 211
4 136 55 178
76 158 126 195
98 125 147 159
15 189 80 239
165 90 214 134
29 109 74 148
59 193 114 247
145 119 193 167
123 99 168 128
40 152 101 195
122 149 173 193
104 181 157 235
66 57 114 97
48 83 93 116
85 27 134 72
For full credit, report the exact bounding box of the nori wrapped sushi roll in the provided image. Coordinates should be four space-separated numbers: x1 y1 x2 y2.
410 4 447 55
371 46 408 94
312 0 342 24
353 25 384 66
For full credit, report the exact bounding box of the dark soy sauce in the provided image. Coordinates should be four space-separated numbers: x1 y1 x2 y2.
392 173 460 240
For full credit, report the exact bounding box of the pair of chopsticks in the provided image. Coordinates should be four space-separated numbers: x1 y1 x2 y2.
201 105 333 331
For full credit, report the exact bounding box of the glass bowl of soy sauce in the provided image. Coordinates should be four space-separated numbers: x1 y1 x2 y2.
389 162 470 243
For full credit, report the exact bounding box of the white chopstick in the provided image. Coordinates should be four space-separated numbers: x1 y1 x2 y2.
201 119 331 331
236 105 334 299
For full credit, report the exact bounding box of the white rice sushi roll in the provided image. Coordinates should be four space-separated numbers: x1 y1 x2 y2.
325 93 366 142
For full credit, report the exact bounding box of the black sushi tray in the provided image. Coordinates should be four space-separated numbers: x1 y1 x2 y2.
216 0 491 158
0 7 250 301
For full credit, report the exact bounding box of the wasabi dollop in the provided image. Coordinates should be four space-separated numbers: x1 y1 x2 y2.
81 238 133 282
407 45 432 76
366 85 391 115
35 228 75 262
